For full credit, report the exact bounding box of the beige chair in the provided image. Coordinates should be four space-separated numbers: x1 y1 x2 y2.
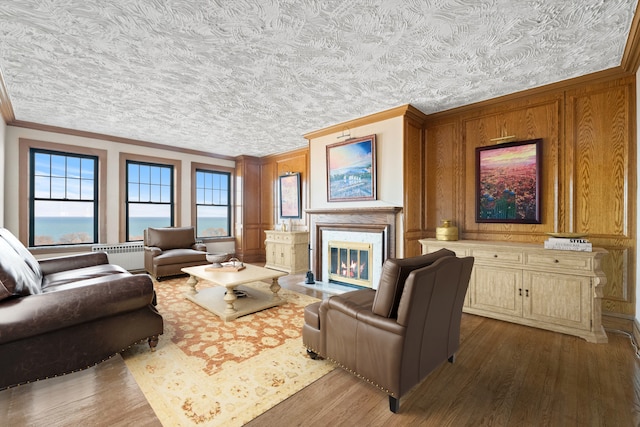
143 226 207 280
302 250 474 413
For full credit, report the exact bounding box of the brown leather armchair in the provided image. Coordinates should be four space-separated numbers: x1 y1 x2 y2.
143 226 207 280
302 250 474 412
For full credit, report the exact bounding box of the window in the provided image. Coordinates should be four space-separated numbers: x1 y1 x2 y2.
195 169 231 238
29 149 98 246
126 161 174 241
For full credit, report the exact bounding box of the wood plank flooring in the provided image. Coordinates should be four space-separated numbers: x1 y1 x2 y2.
2 272 638 426
247 273 640 427
0 354 161 427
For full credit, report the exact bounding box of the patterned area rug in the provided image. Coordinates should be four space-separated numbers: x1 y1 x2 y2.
122 277 334 426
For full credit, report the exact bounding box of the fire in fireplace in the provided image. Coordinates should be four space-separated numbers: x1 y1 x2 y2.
328 241 373 288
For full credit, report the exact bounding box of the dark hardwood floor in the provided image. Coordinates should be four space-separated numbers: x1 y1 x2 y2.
249 272 640 427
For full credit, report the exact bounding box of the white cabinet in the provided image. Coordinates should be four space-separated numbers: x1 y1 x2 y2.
419 239 608 343
264 231 309 274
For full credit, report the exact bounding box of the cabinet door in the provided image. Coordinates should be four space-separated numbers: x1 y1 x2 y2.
280 243 292 268
265 241 277 266
523 271 591 331
470 266 523 317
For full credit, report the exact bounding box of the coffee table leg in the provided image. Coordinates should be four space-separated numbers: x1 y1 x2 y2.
186 274 199 295
224 289 238 314
270 277 281 299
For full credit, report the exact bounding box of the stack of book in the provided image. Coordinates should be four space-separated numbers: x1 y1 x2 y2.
544 237 592 252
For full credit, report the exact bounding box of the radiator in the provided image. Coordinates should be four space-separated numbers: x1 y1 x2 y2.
91 242 145 271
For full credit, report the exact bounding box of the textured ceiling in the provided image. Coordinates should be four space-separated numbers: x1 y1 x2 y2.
0 0 637 157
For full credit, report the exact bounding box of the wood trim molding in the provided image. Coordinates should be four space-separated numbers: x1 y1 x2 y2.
303 104 427 140
0 67 15 123
621 0 640 74
18 138 108 245
190 161 235 235
634 318 640 350
9 119 236 161
118 152 182 243
425 67 627 122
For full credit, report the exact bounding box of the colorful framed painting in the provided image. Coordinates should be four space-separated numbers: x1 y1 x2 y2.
279 173 301 218
476 138 542 223
326 135 376 202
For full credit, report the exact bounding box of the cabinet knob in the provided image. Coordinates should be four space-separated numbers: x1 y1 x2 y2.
493 254 498 258
554 259 559 263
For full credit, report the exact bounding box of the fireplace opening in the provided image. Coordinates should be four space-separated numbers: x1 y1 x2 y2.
328 241 373 288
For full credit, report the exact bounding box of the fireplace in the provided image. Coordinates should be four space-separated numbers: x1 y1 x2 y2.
328 241 373 288
307 207 402 290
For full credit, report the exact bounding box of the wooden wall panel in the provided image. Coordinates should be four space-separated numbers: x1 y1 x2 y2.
403 117 425 256
566 82 631 236
260 161 275 241
234 156 263 263
461 97 561 241
565 77 636 316
425 121 459 233
424 75 635 320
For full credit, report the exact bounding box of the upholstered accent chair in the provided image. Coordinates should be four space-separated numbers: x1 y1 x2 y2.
143 226 207 280
302 250 474 413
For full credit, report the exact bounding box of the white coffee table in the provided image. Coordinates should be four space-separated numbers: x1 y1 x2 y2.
181 264 287 321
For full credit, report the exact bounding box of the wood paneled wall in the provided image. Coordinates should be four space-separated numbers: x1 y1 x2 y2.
424 75 636 319
235 148 309 263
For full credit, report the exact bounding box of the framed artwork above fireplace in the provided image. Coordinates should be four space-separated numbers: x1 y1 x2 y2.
326 135 376 202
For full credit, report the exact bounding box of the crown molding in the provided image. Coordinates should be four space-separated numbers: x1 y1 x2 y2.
8 119 236 161
303 104 427 141
0 67 15 123
621 0 640 74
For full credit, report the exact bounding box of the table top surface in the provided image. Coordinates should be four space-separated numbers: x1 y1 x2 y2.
182 263 287 287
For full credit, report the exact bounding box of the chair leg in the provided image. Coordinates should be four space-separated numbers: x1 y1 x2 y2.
306 349 319 360
389 395 400 413
448 353 456 363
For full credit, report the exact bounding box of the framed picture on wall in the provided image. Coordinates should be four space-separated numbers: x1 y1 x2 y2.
476 138 542 223
326 135 377 202
279 173 301 218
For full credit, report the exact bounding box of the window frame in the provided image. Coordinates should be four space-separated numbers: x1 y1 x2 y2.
29 148 99 247
124 159 176 242
19 139 108 250
119 153 181 243
191 162 235 241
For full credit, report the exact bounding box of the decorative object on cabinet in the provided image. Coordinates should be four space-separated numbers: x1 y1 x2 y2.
435 219 459 241
419 239 608 343
326 134 376 202
264 230 310 274
279 172 301 219
476 138 541 224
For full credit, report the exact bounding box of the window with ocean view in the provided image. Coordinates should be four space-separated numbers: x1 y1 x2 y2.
29 149 98 246
195 169 231 238
126 161 174 241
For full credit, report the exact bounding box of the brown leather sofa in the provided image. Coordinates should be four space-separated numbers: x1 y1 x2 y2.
143 226 208 280
0 227 163 389
302 249 474 412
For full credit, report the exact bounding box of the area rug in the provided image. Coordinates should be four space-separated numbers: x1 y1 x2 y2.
121 277 335 426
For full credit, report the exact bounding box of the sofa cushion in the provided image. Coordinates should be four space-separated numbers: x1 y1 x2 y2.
371 249 455 318
0 228 43 282
146 227 196 251
42 264 129 290
152 248 207 266
0 234 42 300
